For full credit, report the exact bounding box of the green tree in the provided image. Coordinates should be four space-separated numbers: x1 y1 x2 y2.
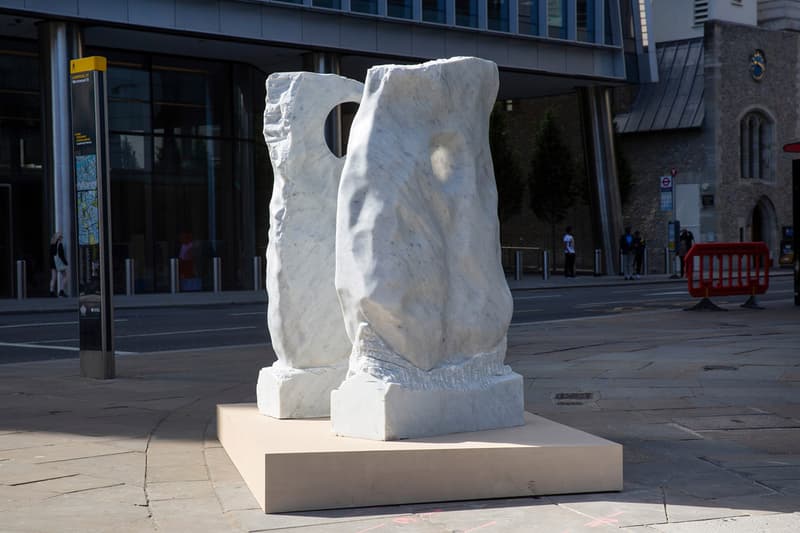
529 110 576 264
489 104 523 227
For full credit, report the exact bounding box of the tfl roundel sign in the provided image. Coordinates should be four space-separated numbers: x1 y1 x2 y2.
660 175 673 191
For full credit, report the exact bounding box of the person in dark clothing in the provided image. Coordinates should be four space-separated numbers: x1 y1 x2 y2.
677 228 695 278
632 231 645 278
619 227 635 280
49 232 70 297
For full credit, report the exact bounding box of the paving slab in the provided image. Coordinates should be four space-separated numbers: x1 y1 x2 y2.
0 297 798 531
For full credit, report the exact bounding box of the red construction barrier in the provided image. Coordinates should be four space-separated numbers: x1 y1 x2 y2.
684 242 770 310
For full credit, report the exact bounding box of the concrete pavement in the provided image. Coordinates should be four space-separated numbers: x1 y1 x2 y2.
1 275 799 532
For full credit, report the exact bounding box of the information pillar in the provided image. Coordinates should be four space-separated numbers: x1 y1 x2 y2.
70 56 114 378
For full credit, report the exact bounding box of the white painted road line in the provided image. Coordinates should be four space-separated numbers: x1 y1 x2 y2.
513 294 563 300
0 341 136 355
646 290 689 296
229 312 265 316
0 319 128 329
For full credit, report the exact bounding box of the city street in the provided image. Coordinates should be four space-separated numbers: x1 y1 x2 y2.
0 274 794 364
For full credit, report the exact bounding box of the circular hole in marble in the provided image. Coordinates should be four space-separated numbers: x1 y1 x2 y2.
324 101 360 158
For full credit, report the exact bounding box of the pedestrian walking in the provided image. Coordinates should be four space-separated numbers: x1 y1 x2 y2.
49 231 70 297
619 226 635 280
678 228 695 278
563 226 576 278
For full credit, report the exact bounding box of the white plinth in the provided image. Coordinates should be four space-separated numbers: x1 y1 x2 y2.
330 371 525 440
256 365 347 419
217 403 623 513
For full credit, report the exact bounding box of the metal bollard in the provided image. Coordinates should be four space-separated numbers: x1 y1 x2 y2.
253 256 263 291
643 248 649 276
664 247 671 275
124 258 135 296
15 260 26 300
542 250 550 281
514 250 523 281
170 258 180 294
213 257 222 293
593 249 602 276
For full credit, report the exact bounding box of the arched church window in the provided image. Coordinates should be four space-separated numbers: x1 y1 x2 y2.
740 110 774 181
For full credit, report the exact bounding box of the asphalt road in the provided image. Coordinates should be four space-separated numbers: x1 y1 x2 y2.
0 276 794 364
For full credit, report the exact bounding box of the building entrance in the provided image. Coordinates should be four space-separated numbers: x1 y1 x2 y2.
0 184 11 297
750 196 777 263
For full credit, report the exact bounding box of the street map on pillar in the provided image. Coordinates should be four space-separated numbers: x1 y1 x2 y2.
76 154 99 246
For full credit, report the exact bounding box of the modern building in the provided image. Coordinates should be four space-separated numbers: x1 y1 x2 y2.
0 0 653 297
616 0 795 265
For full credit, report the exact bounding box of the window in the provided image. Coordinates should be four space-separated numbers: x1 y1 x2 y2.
488 0 510 31
519 0 539 36
548 0 567 38
740 110 774 181
577 0 595 42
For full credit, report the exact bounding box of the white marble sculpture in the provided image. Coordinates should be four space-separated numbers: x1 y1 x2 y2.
257 72 363 419
331 57 524 440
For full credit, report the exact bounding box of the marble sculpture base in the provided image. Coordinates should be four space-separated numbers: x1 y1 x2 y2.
256 365 347 419
331 372 525 440
217 403 623 513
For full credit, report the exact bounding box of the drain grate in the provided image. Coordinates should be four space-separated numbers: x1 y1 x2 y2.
552 392 596 406
703 365 739 371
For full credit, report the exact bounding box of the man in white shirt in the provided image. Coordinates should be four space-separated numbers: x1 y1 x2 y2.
563 226 576 278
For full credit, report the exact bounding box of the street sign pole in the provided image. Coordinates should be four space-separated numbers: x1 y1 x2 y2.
70 56 115 378
782 144 800 306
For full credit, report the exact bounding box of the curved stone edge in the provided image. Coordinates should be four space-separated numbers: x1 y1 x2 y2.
257 364 347 419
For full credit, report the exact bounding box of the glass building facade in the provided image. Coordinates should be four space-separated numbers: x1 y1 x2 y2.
0 0 650 297
0 43 271 296
103 51 270 294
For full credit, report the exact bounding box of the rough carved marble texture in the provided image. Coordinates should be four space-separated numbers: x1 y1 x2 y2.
257 72 362 419
332 57 523 439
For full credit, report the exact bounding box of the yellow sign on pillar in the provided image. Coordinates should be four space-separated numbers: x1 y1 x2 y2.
70 56 107 74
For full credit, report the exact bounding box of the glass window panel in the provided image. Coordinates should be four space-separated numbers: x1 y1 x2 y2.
548 0 567 38
313 0 342 7
108 67 150 101
488 0 509 31
388 0 413 18
577 0 595 42
152 61 230 137
352 0 378 13
0 91 39 121
0 53 39 92
423 0 447 23
605 0 614 44
110 134 151 171
456 0 478 27
109 101 151 133
518 0 539 35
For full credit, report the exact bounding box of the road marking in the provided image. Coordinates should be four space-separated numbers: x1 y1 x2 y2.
0 341 136 355
229 312 264 316
114 326 258 339
513 294 563 300
647 290 688 296
575 299 644 308
510 307 677 327
0 319 128 329
513 309 543 314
